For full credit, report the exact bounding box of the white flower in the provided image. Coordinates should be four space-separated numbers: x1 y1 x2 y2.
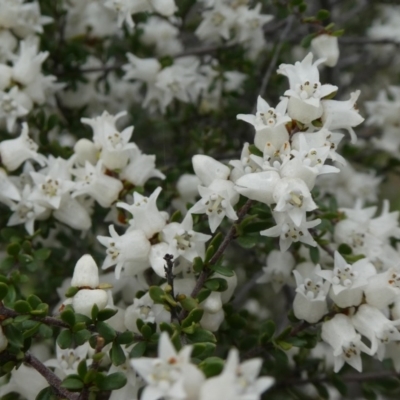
365 268 400 309
196 4 237 43
237 96 290 150
0 86 29 132
97 225 151 278
199 348 274 400
257 250 296 293
71 254 100 288
131 332 204 400
273 177 317 226
72 289 108 317
322 90 364 143
311 34 339 67
161 214 211 262
72 161 123 208
321 314 371 372
12 40 49 86
7 185 46 235
260 212 320 252
44 343 90 377
192 154 230 187
190 179 239 233
0 122 46 171
352 304 400 360
317 252 376 308
29 162 75 210
122 54 161 83
117 187 167 239
235 170 280 204
53 194 92 231
292 265 330 323
73 138 98 166
278 53 337 124
120 148 165 186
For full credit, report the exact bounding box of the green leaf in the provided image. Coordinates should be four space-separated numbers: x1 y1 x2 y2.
22 321 41 338
170 210 182 223
7 242 21 256
338 243 352 255
182 308 204 329
187 328 216 343
129 342 147 358
208 232 223 252
97 308 118 321
36 387 57 400
91 304 99 320
4 324 24 347
332 29 345 37
65 286 79 298
309 246 320 264
14 300 32 314
316 9 330 20
314 383 329 399
30 303 48 316
204 245 215 264
57 330 73 349
111 342 126 366
61 377 84 391
179 296 198 311
27 294 42 309
141 324 153 340
73 329 91 346
236 235 258 249
301 33 316 48
60 309 76 327
248 144 263 157
275 340 293 351
0 257 15 271
261 320 275 342
77 359 88 380
193 257 204 273
208 264 234 277
196 288 211 303
34 248 51 261
149 286 165 304
96 372 127 391
0 282 8 300
96 321 117 343
198 357 224 378
116 331 135 345
331 374 347 396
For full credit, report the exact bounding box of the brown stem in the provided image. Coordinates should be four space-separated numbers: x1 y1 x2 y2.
179 199 253 321
24 352 79 400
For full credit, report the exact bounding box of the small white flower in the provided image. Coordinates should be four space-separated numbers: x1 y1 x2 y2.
0 122 46 171
321 314 371 372
71 254 100 288
190 179 239 233
311 34 339 67
260 212 320 252
97 225 151 278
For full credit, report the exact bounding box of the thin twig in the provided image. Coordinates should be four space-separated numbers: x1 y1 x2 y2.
25 352 79 400
339 37 400 46
257 16 295 107
193 199 253 298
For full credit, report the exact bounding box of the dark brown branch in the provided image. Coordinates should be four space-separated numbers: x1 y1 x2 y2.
187 199 254 306
24 352 79 400
257 16 295 104
339 37 400 46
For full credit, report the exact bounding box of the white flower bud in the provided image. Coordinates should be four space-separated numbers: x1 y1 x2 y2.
73 139 98 166
192 155 230 187
200 309 225 332
72 289 108 317
219 272 237 303
176 174 200 203
71 255 99 288
201 292 222 314
311 34 339 67
0 326 8 352
365 269 400 309
287 96 323 124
